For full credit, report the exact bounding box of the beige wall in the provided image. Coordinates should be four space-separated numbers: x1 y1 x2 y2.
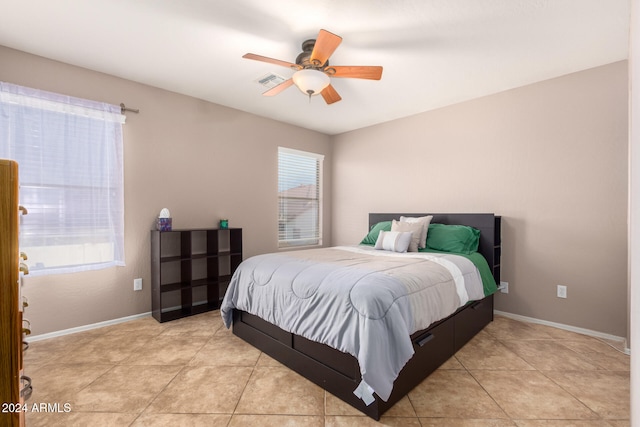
0 46 332 335
0 44 629 338
332 61 628 337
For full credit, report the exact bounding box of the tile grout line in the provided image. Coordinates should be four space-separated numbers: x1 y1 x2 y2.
535 368 603 421
492 331 607 422
24 312 630 424
227 348 262 421
460 355 514 422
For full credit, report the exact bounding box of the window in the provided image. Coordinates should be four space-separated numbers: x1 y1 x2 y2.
278 147 323 248
0 82 125 276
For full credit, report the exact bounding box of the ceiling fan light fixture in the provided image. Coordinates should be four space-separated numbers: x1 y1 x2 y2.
292 69 330 97
243 29 381 105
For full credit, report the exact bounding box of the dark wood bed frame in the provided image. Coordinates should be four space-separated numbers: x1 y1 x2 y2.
231 213 501 420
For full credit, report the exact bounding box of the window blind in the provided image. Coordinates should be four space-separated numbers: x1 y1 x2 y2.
0 81 125 275
278 147 323 248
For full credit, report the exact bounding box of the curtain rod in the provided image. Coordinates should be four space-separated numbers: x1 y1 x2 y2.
120 103 139 114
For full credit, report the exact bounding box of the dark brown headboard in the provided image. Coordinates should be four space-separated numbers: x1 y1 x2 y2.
368 213 501 283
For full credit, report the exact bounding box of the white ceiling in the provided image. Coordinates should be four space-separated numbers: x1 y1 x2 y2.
0 0 630 135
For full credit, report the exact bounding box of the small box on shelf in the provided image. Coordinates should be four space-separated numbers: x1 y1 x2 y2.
156 217 172 231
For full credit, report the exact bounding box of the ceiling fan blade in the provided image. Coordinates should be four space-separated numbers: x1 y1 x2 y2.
262 78 294 96
243 53 300 70
321 84 342 105
310 29 342 67
328 66 383 80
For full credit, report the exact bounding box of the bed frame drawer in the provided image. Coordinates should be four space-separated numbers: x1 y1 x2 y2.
237 311 361 380
237 311 291 345
384 316 455 405
453 294 494 351
293 335 359 380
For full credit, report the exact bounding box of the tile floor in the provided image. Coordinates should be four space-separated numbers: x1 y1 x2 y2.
22 312 629 426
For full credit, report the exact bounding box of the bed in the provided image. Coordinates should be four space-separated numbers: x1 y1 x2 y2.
221 213 501 420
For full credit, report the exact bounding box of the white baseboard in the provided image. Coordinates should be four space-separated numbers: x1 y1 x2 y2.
494 310 630 355
26 309 631 356
28 312 152 342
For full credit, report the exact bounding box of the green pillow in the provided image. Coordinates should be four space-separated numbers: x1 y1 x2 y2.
360 221 392 245
424 223 480 254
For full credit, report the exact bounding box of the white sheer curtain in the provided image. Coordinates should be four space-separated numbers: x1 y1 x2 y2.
0 81 125 275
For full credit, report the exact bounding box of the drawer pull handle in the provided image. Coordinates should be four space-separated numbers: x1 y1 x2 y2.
18 205 28 215
19 262 29 275
22 297 28 308
22 340 29 352
415 332 434 347
20 251 28 260
471 301 483 310
20 375 32 400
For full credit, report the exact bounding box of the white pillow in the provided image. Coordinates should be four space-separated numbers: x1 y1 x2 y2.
391 219 423 252
400 215 433 249
374 230 413 253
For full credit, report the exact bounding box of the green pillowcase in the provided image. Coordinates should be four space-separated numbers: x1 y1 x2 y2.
361 221 392 245
424 223 481 254
362 221 480 254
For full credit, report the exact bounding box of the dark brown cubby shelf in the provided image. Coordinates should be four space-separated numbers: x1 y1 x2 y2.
151 228 242 322
493 216 501 283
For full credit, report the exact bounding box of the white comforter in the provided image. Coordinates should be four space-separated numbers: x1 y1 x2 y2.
220 245 484 403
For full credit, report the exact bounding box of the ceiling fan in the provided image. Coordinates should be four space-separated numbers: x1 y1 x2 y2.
243 29 383 104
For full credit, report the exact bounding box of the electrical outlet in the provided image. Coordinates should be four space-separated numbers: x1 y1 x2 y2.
557 285 567 299
499 281 509 294
134 278 143 291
